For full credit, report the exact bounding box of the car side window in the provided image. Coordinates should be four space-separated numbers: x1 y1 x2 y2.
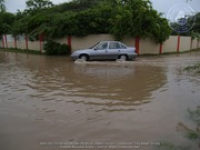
94 42 108 50
109 42 121 49
120 43 127 49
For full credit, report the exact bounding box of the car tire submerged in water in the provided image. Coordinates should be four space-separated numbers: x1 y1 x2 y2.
119 55 128 61
79 54 89 61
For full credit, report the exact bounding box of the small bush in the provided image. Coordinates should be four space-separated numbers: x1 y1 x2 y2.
44 40 69 55
188 106 200 125
184 63 200 74
187 131 199 140
155 142 190 150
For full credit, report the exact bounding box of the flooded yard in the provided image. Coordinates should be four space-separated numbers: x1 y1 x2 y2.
0 51 200 150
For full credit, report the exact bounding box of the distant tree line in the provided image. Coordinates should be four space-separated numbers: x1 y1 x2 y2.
0 0 199 43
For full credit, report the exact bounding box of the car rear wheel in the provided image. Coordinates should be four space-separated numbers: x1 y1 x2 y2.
119 55 128 61
80 54 89 61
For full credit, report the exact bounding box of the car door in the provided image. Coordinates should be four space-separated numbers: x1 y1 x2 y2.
92 42 109 60
107 42 121 59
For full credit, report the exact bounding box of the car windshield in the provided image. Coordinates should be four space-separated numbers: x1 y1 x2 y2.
90 41 128 49
91 42 108 50
89 42 100 49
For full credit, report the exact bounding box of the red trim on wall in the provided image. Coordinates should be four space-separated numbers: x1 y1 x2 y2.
177 35 180 53
14 36 17 48
39 34 43 53
5 35 8 48
159 43 163 54
25 35 28 50
68 35 72 53
135 36 140 54
190 37 193 50
2 35 4 48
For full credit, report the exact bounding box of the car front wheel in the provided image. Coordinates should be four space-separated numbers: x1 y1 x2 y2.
79 54 89 61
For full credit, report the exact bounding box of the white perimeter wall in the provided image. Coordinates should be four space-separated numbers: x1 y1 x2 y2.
0 34 199 54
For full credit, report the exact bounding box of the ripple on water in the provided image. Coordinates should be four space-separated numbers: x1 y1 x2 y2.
45 110 56 113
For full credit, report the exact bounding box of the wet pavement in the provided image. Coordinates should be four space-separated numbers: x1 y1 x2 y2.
0 51 200 150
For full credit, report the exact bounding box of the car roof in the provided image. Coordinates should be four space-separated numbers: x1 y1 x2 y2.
99 41 124 44
100 41 121 42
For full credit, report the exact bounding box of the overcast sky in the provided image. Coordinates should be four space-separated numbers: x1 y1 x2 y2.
4 0 200 17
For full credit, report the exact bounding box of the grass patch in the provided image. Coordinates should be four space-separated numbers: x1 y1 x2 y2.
184 63 200 74
177 107 200 140
185 107 200 140
0 48 42 55
140 48 200 57
187 131 199 140
155 142 190 150
162 49 200 55
188 106 200 126
156 106 200 150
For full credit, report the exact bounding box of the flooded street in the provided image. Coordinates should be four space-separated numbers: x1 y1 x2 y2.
0 51 200 150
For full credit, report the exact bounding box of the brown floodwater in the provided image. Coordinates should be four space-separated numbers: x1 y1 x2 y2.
0 51 200 150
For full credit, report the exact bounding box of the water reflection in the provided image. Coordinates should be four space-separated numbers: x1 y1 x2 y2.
12 56 166 109
69 62 167 104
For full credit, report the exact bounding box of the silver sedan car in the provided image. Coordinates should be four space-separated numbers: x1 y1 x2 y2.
71 41 137 61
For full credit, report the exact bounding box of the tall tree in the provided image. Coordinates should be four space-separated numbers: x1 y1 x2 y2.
109 0 171 42
10 0 171 43
26 0 53 12
0 12 15 36
0 0 6 12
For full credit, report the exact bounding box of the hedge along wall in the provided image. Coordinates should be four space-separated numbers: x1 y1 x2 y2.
0 34 200 54
70 34 115 51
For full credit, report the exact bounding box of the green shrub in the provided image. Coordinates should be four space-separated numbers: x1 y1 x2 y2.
58 44 69 55
155 142 190 150
184 63 200 74
188 106 200 125
44 40 69 55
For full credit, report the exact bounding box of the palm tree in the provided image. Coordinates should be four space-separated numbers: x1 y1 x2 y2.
0 0 6 12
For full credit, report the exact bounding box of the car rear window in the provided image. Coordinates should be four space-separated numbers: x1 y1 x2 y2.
109 42 121 49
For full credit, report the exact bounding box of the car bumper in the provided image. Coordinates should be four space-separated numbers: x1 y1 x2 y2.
128 53 137 60
70 54 79 61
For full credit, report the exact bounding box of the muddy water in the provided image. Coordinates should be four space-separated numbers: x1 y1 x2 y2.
0 51 200 150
